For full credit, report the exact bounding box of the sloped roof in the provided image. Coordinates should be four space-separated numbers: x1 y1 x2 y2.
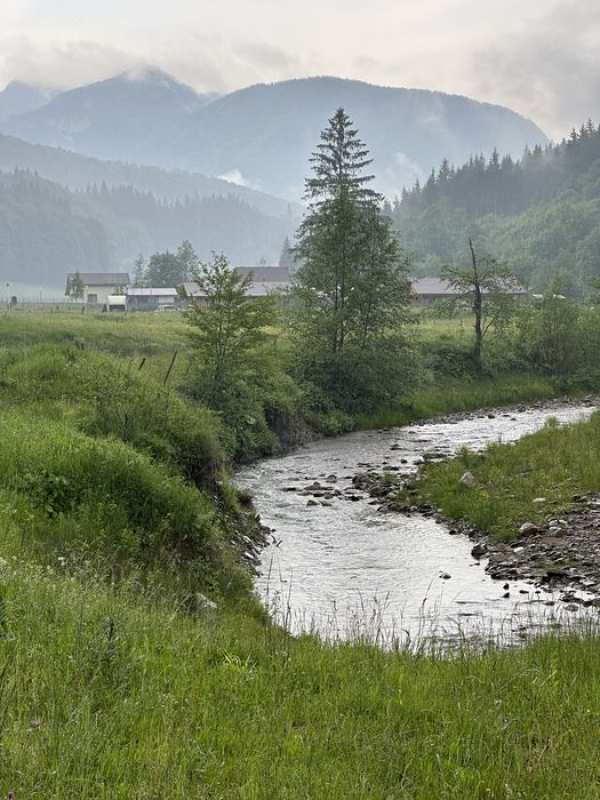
411 277 527 297
127 287 178 296
182 266 291 298
67 272 130 286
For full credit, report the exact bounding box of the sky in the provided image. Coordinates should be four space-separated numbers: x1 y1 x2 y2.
1 0 599 138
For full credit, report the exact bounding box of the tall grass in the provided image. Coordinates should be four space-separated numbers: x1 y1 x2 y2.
414 412 600 539
358 372 558 429
1 553 600 797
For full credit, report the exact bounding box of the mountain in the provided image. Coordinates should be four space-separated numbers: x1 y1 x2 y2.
0 133 295 218
0 169 293 288
0 81 56 122
2 73 548 200
171 77 548 198
1 68 214 165
391 122 600 295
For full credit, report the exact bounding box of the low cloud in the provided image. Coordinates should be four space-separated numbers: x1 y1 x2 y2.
0 37 136 89
470 0 600 138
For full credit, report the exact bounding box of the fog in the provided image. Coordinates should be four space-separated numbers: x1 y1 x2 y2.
1 0 599 136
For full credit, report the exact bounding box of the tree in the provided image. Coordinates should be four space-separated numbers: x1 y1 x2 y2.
176 240 199 279
441 239 518 371
292 108 413 410
185 254 276 409
133 255 146 287
65 271 84 300
278 236 296 272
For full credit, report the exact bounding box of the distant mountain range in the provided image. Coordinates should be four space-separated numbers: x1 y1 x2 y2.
0 71 548 200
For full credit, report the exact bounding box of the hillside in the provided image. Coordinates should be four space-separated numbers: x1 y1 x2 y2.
392 122 600 294
0 171 292 287
2 73 548 200
0 133 294 218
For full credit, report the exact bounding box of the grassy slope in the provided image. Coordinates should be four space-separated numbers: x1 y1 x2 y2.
1 311 600 797
413 414 600 540
2 554 600 798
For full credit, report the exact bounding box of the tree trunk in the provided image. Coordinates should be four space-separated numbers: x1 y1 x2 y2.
469 239 483 373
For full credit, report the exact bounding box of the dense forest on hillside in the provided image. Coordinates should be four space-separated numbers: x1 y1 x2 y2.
0 170 292 287
392 121 600 295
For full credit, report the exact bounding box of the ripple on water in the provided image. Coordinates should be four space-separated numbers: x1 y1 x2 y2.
236 403 596 647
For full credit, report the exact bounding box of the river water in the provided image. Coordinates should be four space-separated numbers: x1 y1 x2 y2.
236 402 596 647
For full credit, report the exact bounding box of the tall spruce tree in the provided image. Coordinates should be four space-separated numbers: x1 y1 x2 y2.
293 108 413 411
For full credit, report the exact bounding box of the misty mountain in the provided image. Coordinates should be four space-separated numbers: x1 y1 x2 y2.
0 133 294 218
2 73 548 200
0 170 293 288
172 78 548 198
0 81 56 122
1 68 214 166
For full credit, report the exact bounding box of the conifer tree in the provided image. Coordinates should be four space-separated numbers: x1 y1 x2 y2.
293 108 413 410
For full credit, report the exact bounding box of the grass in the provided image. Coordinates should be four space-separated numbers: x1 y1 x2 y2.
358 372 559 429
412 412 600 540
2 551 600 797
1 310 600 796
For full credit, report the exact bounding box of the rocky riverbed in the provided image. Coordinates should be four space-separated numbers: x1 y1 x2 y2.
236 397 598 642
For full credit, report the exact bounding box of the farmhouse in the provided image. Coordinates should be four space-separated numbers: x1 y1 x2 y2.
181 266 290 302
126 287 179 311
66 273 130 306
411 277 528 305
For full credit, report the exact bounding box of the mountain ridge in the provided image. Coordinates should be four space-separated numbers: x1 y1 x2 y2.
1 71 548 200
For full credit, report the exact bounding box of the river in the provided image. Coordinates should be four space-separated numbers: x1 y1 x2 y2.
236 401 596 647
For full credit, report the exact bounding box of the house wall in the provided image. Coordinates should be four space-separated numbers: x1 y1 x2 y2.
84 285 121 306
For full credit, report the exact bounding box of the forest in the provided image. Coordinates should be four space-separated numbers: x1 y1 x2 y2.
392 121 600 295
0 170 292 287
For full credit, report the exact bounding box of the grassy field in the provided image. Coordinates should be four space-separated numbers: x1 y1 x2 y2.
411 413 600 541
1 310 600 797
2 546 600 798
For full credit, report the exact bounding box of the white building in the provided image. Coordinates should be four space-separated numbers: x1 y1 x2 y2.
66 273 130 306
126 287 179 311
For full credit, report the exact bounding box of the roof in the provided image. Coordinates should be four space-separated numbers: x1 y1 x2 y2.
67 272 130 286
411 278 461 297
411 277 527 297
182 266 291 298
127 287 178 296
235 266 290 283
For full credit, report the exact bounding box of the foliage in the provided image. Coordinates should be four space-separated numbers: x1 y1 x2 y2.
185 254 296 459
0 169 291 287
64 270 85 299
292 108 413 411
441 239 519 370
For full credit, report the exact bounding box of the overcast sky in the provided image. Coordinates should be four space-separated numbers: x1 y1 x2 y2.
1 0 599 138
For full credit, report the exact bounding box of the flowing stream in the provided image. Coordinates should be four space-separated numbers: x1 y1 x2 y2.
236 402 596 646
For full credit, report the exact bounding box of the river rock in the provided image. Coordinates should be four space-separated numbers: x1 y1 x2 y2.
471 542 488 559
459 471 477 488
195 593 218 612
519 522 540 536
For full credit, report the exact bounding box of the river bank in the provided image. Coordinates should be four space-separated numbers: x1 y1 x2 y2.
386 398 600 607
236 398 597 642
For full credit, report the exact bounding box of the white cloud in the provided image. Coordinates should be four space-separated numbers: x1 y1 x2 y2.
217 168 258 190
0 0 598 135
